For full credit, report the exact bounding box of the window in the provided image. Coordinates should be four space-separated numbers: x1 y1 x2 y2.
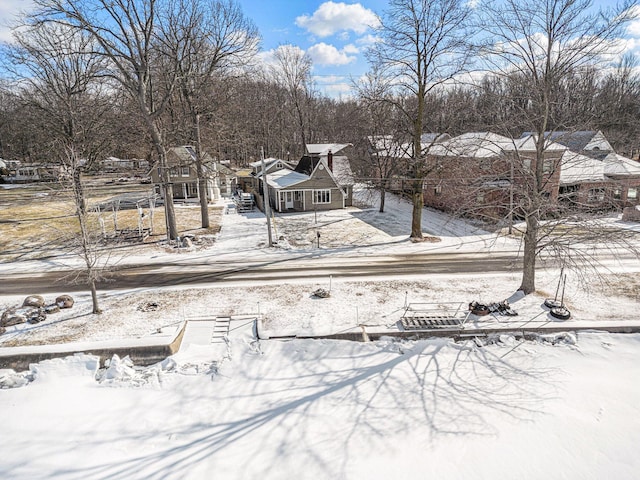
613 188 622 200
588 188 605 202
434 185 442 196
628 187 638 200
522 158 532 171
543 159 554 174
476 192 485 203
181 166 190 177
294 191 302 201
313 189 331 204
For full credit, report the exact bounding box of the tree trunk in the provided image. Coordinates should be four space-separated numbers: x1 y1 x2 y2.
519 213 538 294
410 180 424 240
194 113 210 228
379 186 386 213
72 163 101 314
145 113 178 240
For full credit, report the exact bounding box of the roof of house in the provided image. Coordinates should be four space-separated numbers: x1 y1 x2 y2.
603 153 640 177
420 133 450 144
559 151 606 184
306 143 350 156
432 132 518 157
265 169 310 189
249 157 295 170
521 131 613 154
295 155 354 186
167 145 215 164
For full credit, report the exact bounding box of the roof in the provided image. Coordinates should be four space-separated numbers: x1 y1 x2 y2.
167 145 215 164
432 132 517 157
331 156 355 186
306 143 350 156
559 151 606 184
420 133 450 144
603 153 640 177
521 131 612 155
265 169 310 189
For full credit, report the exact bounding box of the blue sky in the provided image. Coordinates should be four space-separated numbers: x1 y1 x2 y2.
1 0 639 97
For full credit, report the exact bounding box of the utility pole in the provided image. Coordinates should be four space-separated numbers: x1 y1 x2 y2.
260 147 273 247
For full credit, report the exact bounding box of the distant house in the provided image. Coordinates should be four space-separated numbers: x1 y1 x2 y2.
102 156 150 172
7 164 61 183
149 146 236 202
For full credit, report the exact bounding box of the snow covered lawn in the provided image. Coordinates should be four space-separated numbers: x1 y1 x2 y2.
1 329 640 479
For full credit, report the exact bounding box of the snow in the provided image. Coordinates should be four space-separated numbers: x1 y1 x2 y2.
1 188 640 479
1 330 640 479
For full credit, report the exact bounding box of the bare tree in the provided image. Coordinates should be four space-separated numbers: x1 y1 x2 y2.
6 23 112 313
367 0 476 240
481 0 638 294
161 0 259 228
270 45 314 155
355 69 405 213
31 0 181 240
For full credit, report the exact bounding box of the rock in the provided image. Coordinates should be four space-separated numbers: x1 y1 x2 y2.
44 304 60 314
23 295 45 308
56 295 74 309
1 307 27 327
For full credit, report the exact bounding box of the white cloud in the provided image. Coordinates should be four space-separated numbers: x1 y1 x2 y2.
0 0 35 43
295 1 380 38
307 42 357 66
625 6 640 37
356 34 381 46
342 44 360 54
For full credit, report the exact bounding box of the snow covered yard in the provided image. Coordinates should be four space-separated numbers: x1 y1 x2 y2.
1 189 640 479
1 328 639 479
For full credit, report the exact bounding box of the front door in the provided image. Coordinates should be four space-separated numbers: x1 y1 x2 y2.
285 191 294 209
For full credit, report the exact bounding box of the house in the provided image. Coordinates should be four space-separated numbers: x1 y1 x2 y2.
8 164 61 183
149 146 236 202
102 156 150 172
542 131 640 207
423 132 566 218
298 144 355 206
420 130 640 218
252 144 355 213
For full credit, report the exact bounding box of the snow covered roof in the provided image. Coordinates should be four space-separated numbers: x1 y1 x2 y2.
522 131 613 155
603 153 640 177
331 156 355 186
432 132 518 157
516 134 566 152
306 143 350 156
559 151 606 185
265 169 310 189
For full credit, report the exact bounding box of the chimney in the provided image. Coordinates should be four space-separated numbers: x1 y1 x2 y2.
327 150 333 171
